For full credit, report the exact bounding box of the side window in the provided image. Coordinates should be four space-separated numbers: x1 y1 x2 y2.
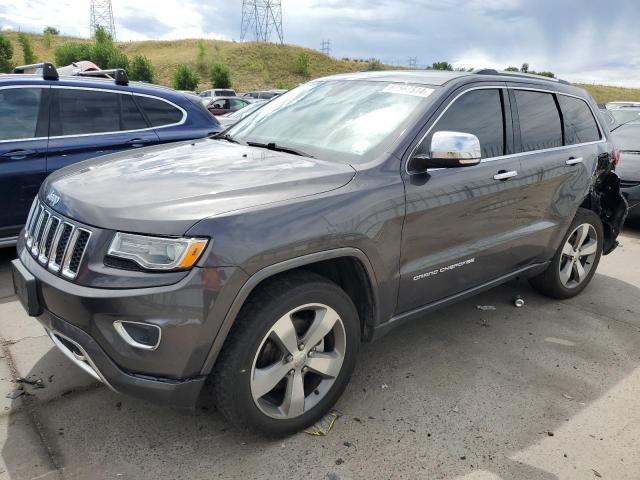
230 99 247 110
58 89 121 135
514 91 563 152
121 95 148 130
0 88 43 141
558 95 600 144
417 89 505 159
135 96 183 127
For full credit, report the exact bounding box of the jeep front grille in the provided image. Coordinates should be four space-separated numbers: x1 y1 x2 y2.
23 199 91 280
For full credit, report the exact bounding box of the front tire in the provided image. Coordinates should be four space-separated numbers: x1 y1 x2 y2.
529 208 603 299
211 271 360 436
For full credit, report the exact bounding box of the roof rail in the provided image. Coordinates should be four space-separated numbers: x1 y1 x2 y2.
474 69 570 85
75 68 129 86
13 62 59 80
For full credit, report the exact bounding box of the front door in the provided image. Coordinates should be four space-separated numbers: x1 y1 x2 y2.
0 86 49 240
398 86 523 313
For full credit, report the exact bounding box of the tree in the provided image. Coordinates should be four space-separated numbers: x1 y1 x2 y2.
17 33 36 64
0 33 13 73
431 61 453 71
505 66 519 72
129 55 155 82
536 71 555 78
209 63 232 88
196 39 207 74
520 62 529 73
366 57 383 71
293 52 310 75
172 64 199 91
42 27 59 48
53 41 93 65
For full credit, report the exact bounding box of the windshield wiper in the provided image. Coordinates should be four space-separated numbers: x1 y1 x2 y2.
246 141 314 158
214 132 240 144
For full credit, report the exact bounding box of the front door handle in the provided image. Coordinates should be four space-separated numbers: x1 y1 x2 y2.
493 170 518 181
566 157 583 166
0 149 37 160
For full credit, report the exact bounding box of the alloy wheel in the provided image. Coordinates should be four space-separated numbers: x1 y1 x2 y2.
250 303 346 419
558 223 598 288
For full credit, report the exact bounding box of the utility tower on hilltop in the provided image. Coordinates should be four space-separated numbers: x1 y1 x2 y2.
241 0 284 44
90 0 117 40
321 39 331 56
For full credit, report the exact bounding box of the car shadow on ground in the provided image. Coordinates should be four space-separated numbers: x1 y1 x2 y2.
2 269 640 479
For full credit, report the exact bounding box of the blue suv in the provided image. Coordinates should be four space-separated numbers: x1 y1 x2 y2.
0 63 222 246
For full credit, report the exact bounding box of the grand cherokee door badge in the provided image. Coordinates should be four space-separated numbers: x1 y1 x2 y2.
413 258 475 281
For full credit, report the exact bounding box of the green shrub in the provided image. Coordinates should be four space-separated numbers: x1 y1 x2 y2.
430 61 453 71
42 27 59 48
172 64 199 91
107 49 129 70
43 26 60 35
0 33 13 73
53 41 93 66
129 55 155 82
17 33 36 64
292 52 310 75
209 63 232 88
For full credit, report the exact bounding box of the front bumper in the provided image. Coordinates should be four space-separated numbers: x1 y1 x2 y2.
39 310 206 408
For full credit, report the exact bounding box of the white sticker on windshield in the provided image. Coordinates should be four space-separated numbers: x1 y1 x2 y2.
383 84 434 98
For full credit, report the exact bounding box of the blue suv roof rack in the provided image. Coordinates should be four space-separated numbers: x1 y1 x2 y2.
474 68 570 85
14 62 59 80
75 68 129 86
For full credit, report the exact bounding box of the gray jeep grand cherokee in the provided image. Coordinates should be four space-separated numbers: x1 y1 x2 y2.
11 70 627 435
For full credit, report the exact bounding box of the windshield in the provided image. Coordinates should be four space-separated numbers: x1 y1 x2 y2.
226 80 437 163
611 109 640 125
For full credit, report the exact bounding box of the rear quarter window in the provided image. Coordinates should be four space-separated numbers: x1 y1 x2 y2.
135 95 184 127
558 95 601 144
514 90 563 152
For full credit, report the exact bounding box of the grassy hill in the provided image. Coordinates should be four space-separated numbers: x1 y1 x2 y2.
3 30 640 103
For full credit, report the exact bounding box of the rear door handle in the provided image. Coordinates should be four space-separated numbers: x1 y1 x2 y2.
493 170 518 181
126 138 149 148
566 157 583 166
0 149 37 160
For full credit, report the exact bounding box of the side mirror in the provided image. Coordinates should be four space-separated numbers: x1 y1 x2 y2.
408 131 482 173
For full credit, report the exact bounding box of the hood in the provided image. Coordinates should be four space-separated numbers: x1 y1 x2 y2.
42 139 356 235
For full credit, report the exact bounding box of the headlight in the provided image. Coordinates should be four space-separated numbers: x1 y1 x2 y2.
107 233 208 271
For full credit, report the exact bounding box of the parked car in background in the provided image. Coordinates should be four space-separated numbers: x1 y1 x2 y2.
241 89 285 100
216 100 266 129
204 96 251 116
178 90 200 97
0 62 222 247
608 107 640 219
11 69 627 436
200 88 237 98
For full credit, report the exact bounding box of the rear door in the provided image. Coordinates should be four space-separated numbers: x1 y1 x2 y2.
398 85 523 313
47 87 159 173
509 86 603 265
0 86 49 240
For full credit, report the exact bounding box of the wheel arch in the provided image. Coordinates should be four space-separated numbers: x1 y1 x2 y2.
200 248 380 375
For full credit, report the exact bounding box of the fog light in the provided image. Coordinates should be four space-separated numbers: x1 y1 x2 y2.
113 321 162 351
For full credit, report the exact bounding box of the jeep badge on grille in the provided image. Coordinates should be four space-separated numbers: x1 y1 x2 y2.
46 191 61 207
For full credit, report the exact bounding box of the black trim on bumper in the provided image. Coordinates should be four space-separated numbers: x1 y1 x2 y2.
36 311 206 409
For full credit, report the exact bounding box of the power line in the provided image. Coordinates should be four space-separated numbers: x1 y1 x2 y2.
90 0 116 41
408 57 417 68
321 39 331 57
241 0 284 44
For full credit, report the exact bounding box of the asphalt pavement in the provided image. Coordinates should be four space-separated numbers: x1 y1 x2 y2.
0 222 639 479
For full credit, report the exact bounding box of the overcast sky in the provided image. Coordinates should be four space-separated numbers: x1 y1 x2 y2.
2 0 639 86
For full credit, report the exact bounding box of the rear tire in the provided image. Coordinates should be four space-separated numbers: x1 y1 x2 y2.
211 270 360 436
529 208 603 299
